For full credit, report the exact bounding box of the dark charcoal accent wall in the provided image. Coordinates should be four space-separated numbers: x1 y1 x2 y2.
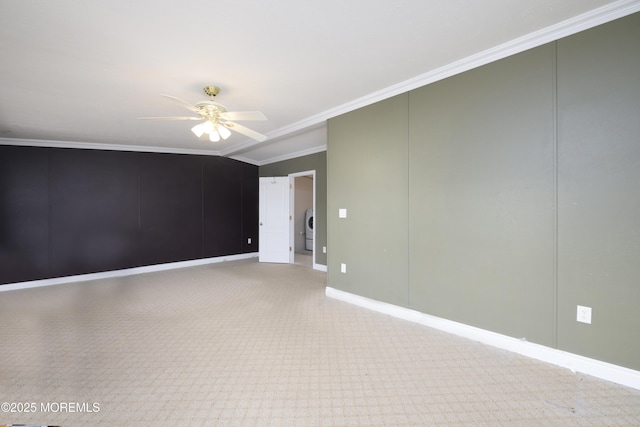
203 156 242 257
242 161 259 253
0 145 258 285
0 146 50 283
139 152 204 266
50 148 140 277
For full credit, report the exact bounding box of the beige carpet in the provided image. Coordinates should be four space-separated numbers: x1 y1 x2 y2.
1 259 639 426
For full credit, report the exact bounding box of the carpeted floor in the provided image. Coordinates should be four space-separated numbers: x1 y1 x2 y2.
1 258 639 426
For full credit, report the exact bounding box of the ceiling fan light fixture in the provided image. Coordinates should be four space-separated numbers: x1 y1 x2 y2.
218 125 231 140
202 120 214 134
209 130 221 142
142 86 268 143
191 123 205 137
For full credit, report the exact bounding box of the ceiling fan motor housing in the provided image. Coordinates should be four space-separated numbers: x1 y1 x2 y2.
195 101 227 120
203 85 220 97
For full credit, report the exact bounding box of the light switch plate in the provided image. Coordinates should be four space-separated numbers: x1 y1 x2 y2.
339 208 347 218
340 263 346 273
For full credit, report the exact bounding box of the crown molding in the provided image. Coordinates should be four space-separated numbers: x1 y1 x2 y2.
255 0 640 142
220 121 327 157
328 0 640 117
254 144 327 166
227 154 260 166
0 137 223 156
2 2 638 161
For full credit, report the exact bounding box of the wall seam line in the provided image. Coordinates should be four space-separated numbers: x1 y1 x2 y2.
553 41 560 350
201 158 205 258
47 148 53 277
406 92 411 309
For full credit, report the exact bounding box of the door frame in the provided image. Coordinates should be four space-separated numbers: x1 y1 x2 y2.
289 170 316 267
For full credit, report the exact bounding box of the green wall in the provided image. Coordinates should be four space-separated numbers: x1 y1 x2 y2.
556 14 640 368
328 94 409 306
327 13 640 370
408 44 557 347
260 151 327 266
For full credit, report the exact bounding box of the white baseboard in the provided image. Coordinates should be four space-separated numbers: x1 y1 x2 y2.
325 287 640 391
0 253 258 292
313 263 327 272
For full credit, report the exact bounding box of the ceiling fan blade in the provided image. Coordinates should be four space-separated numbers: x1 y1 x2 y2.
160 94 199 112
138 116 203 120
225 122 267 142
220 111 267 121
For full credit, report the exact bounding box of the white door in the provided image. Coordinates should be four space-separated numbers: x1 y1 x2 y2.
259 177 290 263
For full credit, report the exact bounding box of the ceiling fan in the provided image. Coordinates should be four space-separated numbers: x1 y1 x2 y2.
139 85 267 142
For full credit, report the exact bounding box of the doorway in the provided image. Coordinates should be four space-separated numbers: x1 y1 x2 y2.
290 170 315 268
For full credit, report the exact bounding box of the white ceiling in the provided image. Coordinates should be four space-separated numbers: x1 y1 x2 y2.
0 0 637 165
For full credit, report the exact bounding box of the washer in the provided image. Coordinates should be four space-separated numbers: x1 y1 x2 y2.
305 208 314 251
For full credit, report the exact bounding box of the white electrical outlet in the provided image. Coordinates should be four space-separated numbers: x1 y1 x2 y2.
247 238 252 244
577 305 592 324
340 263 346 273
339 208 347 218
323 246 326 253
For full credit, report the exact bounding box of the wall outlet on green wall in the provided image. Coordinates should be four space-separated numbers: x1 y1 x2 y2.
577 305 592 324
